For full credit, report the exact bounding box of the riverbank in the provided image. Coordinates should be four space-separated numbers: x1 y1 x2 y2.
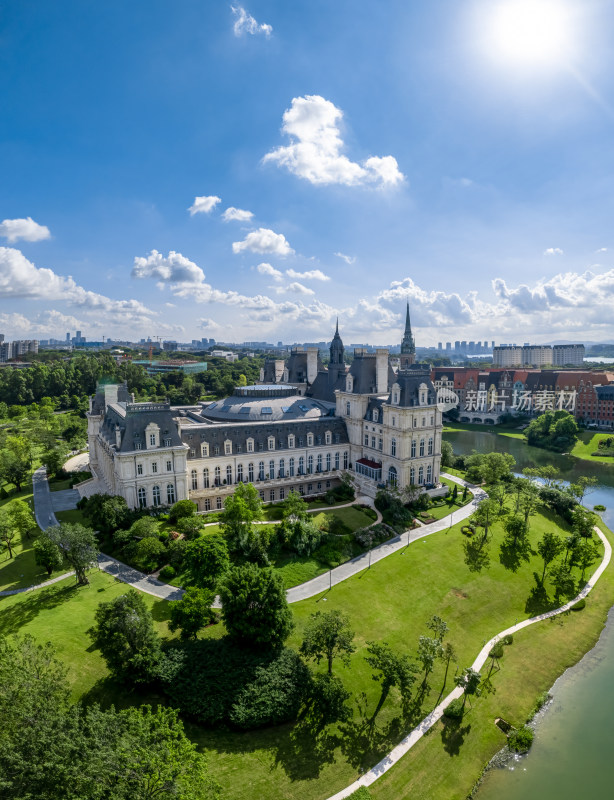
368 519 614 800
444 422 614 467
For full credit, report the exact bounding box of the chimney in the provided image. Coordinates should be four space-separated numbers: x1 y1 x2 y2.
376 348 389 394
104 384 119 409
306 347 318 384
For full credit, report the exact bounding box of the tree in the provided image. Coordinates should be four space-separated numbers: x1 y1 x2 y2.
306 673 352 729
454 667 482 712
364 641 419 722
478 452 516 485
470 498 498 543
169 587 217 640
42 447 66 478
44 523 98 585
89 588 161 684
524 410 579 451
169 498 198 524
286 517 323 556
426 614 448 642
219 564 293 650
440 440 454 468
300 609 355 675
537 532 565 583
441 642 458 688
0 636 219 800
175 515 206 539
81 493 131 536
33 535 64 575
184 533 230 589
572 506 597 539
0 506 18 558
219 483 263 554
281 490 309 522
417 636 442 688
9 499 36 540
0 435 32 491
503 515 528 547
452 484 458 503
519 480 541 527
129 536 167 572
549 562 575 602
575 538 601 581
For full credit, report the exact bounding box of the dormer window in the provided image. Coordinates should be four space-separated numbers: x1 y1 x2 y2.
373 410 379 423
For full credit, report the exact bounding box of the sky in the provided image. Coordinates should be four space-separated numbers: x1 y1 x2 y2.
2 0 614 347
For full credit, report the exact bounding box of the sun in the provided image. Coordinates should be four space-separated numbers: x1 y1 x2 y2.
488 0 572 67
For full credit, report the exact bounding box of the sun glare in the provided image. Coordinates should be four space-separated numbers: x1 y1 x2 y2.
488 0 572 67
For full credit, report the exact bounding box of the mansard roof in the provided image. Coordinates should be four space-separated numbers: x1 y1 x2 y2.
390 368 437 407
99 401 184 453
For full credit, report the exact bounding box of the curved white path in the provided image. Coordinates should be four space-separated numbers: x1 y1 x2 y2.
325 525 612 800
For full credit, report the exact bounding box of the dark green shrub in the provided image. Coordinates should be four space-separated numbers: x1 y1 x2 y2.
508 725 534 752
158 640 309 729
503 634 514 645
489 643 504 659
175 516 205 539
159 565 176 581
594 504 606 512
571 598 586 610
443 698 464 718
127 537 167 572
348 787 373 799
169 499 198 523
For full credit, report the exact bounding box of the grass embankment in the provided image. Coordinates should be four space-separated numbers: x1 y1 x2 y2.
443 421 526 440
3 496 610 800
570 431 614 465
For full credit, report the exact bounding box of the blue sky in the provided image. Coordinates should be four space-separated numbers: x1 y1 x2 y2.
2 0 614 346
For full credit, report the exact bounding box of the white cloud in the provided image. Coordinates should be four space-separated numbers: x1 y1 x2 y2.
222 207 254 222
132 250 206 284
334 252 356 265
188 195 221 216
286 282 315 296
263 95 405 187
0 248 154 324
544 247 564 256
198 318 221 331
596 247 608 253
232 227 294 256
285 268 330 281
231 5 272 37
257 262 283 282
0 217 51 243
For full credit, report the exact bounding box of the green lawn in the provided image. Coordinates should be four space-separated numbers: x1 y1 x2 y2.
443 421 526 439
55 508 89 525
420 479 473 522
570 431 614 465
3 496 607 800
0 569 174 703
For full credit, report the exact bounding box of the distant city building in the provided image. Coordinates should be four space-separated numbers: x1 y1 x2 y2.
133 360 208 376
0 339 39 362
493 343 585 368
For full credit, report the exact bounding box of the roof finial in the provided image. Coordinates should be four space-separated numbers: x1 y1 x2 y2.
335 316 339 335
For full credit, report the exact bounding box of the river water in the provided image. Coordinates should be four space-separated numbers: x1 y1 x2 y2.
445 430 614 799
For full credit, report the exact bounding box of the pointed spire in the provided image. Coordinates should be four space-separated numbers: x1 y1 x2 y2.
400 301 416 365
335 316 339 335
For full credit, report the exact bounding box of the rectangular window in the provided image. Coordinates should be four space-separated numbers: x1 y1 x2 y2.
149 434 156 446
280 488 285 500
216 497 222 510
189 449 195 458
225 442 232 455
299 485 305 496
204 498 211 511
247 440 253 452
137 463 143 475
326 480 331 488
151 462 158 473
378 438 383 451
135 443 142 450
214 446 220 456
371 436 376 449
364 434 369 446
269 490 275 501
308 484 313 493
166 460 172 471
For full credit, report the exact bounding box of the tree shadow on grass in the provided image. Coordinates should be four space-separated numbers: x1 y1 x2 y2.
463 536 491 573
499 538 531 573
337 715 406 773
81 674 168 711
150 599 173 623
273 719 342 780
0 583 78 636
440 717 471 756
524 574 557 615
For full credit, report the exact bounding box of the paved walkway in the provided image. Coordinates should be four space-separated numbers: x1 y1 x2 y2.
286 474 483 603
31 466 183 601
50 488 81 512
63 452 90 472
325 524 612 800
0 570 76 597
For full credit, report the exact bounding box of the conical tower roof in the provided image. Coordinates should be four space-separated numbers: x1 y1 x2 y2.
400 302 415 355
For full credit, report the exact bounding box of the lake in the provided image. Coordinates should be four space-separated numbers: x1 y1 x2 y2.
445 429 614 799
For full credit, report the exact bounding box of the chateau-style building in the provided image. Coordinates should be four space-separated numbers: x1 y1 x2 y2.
85 306 443 511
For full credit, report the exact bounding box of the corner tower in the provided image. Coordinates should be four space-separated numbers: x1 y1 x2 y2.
400 302 416 369
328 318 345 383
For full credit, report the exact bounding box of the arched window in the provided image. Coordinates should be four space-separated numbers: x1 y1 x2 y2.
409 468 415 485
326 453 331 471
152 485 161 506
237 463 244 482
316 454 322 472
137 487 147 508
279 458 285 478
289 457 295 476
307 454 314 474
335 452 340 469
418 466 424 485
299 456 305 475
269 459 275 479
411 440 416 458
428 437 433 455
419 439 425 457
167 483 175 504
258 461 265 480
226 465 232 484
203 468 209 488
391 438 397 457
214 466 221 485
388 466 398 487
426 464 432 483
191 469 198 490
346 401 351 416
248 462 254 482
